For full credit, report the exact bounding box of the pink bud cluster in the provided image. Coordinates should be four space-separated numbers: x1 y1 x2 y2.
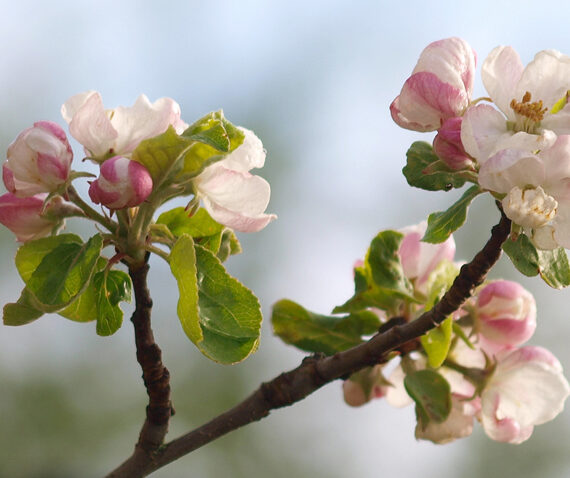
0 91 276 241
343 223 569 445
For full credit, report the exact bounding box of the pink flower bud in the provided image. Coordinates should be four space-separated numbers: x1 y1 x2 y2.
0 193 57 242
433 117 474 170
480 346 570 444
4 121 73 197
475 280 536 347
390 38 476 131
88 156 153 209
398 221 456 293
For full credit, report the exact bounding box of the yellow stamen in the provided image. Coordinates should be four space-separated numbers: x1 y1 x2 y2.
510 91 548 122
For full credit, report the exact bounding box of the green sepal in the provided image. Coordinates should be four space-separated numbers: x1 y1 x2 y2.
93 270 133 336
423 186 482 243
217 229 242 262
502 234 570 288
272 299 381 355
25 234 103 312
169 235 262 364
334 230 416 315
404 369 452 428
403 141 469 191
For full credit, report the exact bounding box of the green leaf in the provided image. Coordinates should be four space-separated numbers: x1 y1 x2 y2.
194 244 262 364
26 234 103 312
3 288 44 326
502 233 540 277
421 317 453 368
272 299 381 355
170 235 263 364
182 110 244 152
537 247 570 289
169 234 202 344
157 207 224 238
404 369 452 428
58 258 107 323
93 270 133 336
15 234 83 283
334 231 415 314
403 141 468 191
423 186 482 243
502 234 570 288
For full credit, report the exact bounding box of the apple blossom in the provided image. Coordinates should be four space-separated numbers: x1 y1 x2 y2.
390 37 476 132
61 91 187 159
89 156 153 209
475 280 536 348
0 193 57 242
3 121 73 197
461 47 570 163
398 221 456 293
478 135 570 249
480 346 570 444
194 127 276 232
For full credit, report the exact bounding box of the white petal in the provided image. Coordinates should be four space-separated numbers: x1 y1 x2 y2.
202 197 276 233
482 46 524 116
68 92 118 157
219 127 266 172
479 149 544 193
517 50 570 109
461 104 511 162
111 95 182 154
61 90 97 124
197 167 271 216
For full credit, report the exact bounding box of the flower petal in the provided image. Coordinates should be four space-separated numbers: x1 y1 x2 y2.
461 104 511 162
479 149 545 193
482 46 524 117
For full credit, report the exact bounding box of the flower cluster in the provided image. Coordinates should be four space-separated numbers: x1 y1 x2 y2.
392 38 570 249
343 223 569 444
0 92 275 242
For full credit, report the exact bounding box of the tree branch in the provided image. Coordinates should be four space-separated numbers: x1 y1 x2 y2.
107 209 510 476
106 260 173 478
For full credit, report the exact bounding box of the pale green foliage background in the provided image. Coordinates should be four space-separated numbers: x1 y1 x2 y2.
1 1 570 477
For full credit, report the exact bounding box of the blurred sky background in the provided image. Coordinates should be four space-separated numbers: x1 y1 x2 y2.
1 1 570 477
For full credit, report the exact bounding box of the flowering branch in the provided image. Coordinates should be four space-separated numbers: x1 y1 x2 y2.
106 259 173 478
105 208 510 477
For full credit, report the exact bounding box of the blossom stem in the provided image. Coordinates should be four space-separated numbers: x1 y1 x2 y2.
66 186 118 233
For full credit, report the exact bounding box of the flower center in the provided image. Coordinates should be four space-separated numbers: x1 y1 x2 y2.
509 92 548 134
502 186 557 229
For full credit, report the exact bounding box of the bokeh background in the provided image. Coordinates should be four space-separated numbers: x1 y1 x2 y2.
1 1 570 477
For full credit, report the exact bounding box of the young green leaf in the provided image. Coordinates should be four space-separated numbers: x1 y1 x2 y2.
169 234 202 344
272 299 381 355
403 141 468 191
194 244 262 364
537 247 570 289
15 234 83 283
26 234 103 312
3 288 44 326
181 110 244 153
502 234 570 288
93 270 133 336
423 186 482 243
404 369 452 428
502 234 540 277
421 316 453 368
334 231 416 314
